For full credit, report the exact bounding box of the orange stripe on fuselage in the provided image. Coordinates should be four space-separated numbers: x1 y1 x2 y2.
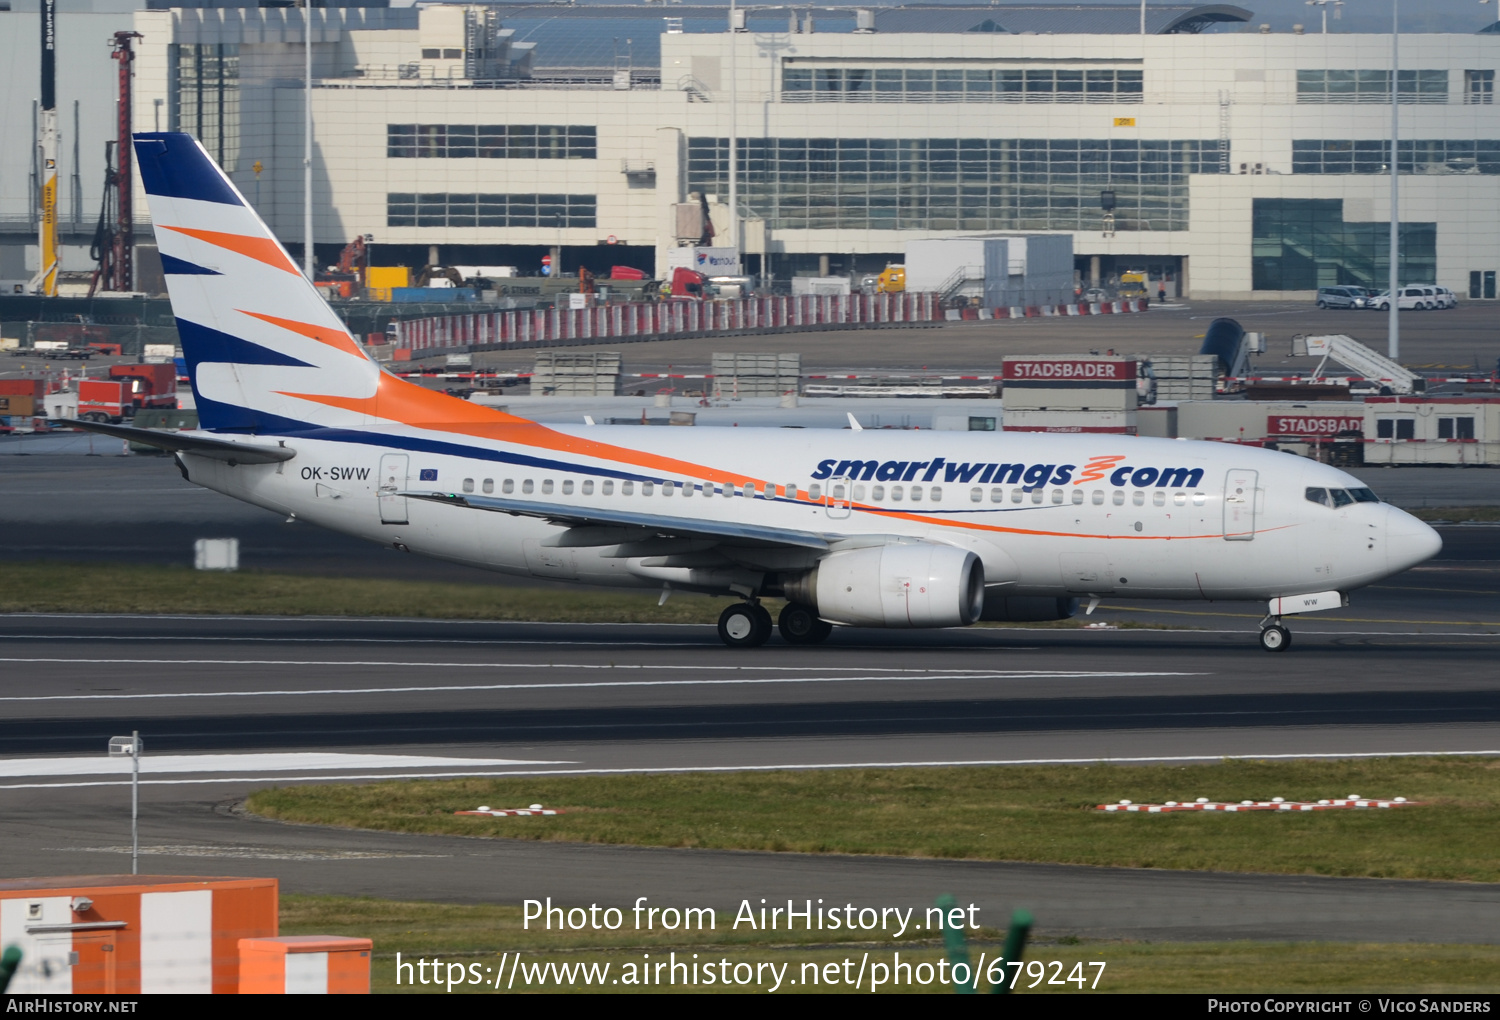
279 372 772 489
160 225 301 275
241 310 367 360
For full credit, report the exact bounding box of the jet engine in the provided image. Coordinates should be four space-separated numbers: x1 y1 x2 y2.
784 543 984 628
980 596 1079 622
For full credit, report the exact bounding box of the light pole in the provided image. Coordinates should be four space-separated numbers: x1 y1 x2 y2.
303 2 314 281
108 732 142 875
1388 0 1400 359
727 0 740 254
1305 0 1343 34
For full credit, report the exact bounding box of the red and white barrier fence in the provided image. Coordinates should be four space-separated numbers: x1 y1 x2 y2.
396 292 940 353
1099 796 1415 813
390 294 1151 353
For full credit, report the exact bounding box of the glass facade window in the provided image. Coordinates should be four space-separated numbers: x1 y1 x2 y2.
1292 139 1500 175
1296 69 1448 104
386 193 597 228
387 125 597 159
689 136 1219 233
782 66 1142 103
170 44 240 169
1252 199 1436 291
1466 70 1495 105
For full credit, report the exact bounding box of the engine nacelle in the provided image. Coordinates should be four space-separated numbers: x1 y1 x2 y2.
980 596 1079 622
785 543 984 628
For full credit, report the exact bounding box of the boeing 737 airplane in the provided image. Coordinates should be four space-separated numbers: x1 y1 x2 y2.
74 133 1443 651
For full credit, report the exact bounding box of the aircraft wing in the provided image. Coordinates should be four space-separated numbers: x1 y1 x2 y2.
403 490 831 551
64 419 296 464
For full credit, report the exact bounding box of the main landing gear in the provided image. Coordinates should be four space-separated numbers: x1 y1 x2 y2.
1259 617 1292 653
716 601 832 648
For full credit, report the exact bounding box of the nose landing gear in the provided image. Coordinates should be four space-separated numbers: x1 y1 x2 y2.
1259 617 1292 652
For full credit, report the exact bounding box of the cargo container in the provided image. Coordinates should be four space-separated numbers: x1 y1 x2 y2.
0 378 45 399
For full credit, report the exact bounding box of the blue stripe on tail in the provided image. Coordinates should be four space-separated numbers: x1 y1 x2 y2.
133 132 243 207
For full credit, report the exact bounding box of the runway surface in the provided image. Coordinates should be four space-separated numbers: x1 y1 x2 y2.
2 600 1499 942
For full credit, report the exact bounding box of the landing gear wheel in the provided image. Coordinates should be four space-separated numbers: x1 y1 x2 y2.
1259 625 1292 652
718 603 770 648
778 602 833 645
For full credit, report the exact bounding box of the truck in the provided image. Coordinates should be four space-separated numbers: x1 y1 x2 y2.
1117 271 1148 299
74 363 178 422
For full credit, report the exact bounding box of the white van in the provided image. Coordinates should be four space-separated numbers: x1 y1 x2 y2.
1370 287 1434 311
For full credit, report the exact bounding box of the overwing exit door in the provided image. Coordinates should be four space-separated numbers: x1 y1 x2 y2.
1223 468 1258 541
378 453 409 525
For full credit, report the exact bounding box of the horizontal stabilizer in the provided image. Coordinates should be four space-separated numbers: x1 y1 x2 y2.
403 491 830 551
64 419 295 464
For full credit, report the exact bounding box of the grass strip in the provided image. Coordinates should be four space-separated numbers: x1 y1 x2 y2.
1406 506 1500 523
279 896 1500 994
0 561 725 623
249 757 1500 883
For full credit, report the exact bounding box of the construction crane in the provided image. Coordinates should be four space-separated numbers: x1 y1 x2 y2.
30 0 58 297
90 32 143 296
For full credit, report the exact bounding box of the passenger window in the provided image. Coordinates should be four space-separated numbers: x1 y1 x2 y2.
891 485 903 501
1192 492 1206 506
562 479 574 495
1152 490 1165 507
602 480 614 495
1305 487 1331 507
663 481 675 496
642 481 654 496
809 483 822 500
1131 490 1144 507
991 488 1004 503
1011 489 1023 504
852 485 865 501
462 478 474 493
522 479 534 494
784 483 798 499
1173 492 1186 506
1092 490 1105 505
682 481 693 497
1052 489 1064 505
910 486 923 502
1030 489 1043 505
744 483 756 499
872 485 886 501
503 479 515 494
1350 487 1380 503
482 478 494 494
1331 488 1354 508
582 479 594 495
930 486 942 501
832 483 846 500
971 487 983 503
1071 489 1084 505
542 479 554 495
622 481 634 496
1112 490 1125 506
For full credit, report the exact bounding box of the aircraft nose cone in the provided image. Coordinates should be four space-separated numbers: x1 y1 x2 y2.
1386 506 1442 573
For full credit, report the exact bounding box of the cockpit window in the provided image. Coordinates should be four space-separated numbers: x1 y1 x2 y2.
1305 487 1331 507
1349 487 1380 504
1330 489 1355 508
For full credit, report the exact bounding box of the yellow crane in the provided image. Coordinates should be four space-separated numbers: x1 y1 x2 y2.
31 0 59 297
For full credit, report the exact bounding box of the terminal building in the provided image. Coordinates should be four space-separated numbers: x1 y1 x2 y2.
1 1 1497 300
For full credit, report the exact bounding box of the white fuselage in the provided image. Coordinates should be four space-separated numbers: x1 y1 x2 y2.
177 425 1440 606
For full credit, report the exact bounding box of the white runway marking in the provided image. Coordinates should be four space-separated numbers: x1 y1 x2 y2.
0 663 1203 703
1 749 1496 790
57 845 449 861
0 752 569 778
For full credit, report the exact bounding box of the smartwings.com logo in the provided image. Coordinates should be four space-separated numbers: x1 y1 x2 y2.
809 455 1205 490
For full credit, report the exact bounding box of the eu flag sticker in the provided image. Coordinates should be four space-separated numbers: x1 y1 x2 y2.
419 469 438 481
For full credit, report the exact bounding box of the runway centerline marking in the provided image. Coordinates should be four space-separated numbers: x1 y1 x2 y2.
0 751 571 778
0 665 1204 703
3 749 1496 790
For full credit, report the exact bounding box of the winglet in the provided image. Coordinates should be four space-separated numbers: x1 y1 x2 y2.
584 415 596 426
847 412 863 431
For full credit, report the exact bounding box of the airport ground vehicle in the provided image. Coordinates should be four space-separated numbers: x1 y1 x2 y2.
81 132 1443 653
75 363 177 423
1315 287 1367 309
1370 287 1437 311
1117 272 1148 299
